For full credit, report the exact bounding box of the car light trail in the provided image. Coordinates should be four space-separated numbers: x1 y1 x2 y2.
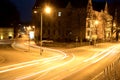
92 47 117 63
15 53 75 80
52 45 120 80
28 43 68 57
84 45 117 62
0 55 66 73
1 41 69 74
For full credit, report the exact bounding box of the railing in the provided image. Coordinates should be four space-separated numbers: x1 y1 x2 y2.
92 57 120 80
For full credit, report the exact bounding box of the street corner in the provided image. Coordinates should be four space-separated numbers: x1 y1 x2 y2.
0 56 5 64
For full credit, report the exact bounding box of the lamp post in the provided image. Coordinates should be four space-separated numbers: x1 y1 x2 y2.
40 6 51 55
34 6 51 55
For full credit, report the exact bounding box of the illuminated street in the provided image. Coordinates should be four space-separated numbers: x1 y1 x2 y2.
0 38 120 80
1 0 120 80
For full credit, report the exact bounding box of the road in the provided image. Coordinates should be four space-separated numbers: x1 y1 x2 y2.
0 39 120 80
0 39 13 44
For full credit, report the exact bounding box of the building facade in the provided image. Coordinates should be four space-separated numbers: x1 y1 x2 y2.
32 0 113 42
32 1 87 42
86 0 113 41
0 27 14 40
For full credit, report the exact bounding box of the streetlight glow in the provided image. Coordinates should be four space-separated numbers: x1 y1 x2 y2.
44 6 51 14
40 6 51 55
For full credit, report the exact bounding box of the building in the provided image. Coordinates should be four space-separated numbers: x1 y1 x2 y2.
0 27 14 40
32 0 113 42
86 0 113 41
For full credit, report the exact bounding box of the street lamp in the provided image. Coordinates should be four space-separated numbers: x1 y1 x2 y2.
40 6 51 55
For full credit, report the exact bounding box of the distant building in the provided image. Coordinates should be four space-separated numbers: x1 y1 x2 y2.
0 27 14 40
32 0 113 42
86 0 113 41
32 1 87 42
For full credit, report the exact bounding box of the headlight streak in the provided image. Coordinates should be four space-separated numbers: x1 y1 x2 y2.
11 42 120 80
0 55 65 73
91 46 120 80
92 47 117 63
1 42 68 74
13 42 67 58
30 43 68 58
47 45 120 80
24 42 67 58
15 53 75 80
34 54 89 80
84 46 117 62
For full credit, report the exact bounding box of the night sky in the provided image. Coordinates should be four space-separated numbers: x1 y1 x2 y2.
10 0 35 22
9 0 116 22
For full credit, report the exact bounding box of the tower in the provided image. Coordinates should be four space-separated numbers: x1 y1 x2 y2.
86 0 93 40
104 2 108 14
87 0 93 19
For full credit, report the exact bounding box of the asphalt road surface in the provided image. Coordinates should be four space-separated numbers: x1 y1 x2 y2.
0 40 120 80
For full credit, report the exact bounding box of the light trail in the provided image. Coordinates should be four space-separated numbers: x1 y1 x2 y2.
92 47 117 63
26 42 68 57
84 45 117 62
51 45 120 80
15 53 75 80
0 55 66 73
11 41 120 80
3 42 68 74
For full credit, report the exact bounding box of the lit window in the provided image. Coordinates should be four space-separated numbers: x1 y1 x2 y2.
58 12 62 16
34 10 37 14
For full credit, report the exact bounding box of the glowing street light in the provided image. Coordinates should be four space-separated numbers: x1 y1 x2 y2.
44 6 51 14
33 5 52 55
40 6 51 55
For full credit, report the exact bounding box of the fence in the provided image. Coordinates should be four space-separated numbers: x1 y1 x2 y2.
92 57 120 80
